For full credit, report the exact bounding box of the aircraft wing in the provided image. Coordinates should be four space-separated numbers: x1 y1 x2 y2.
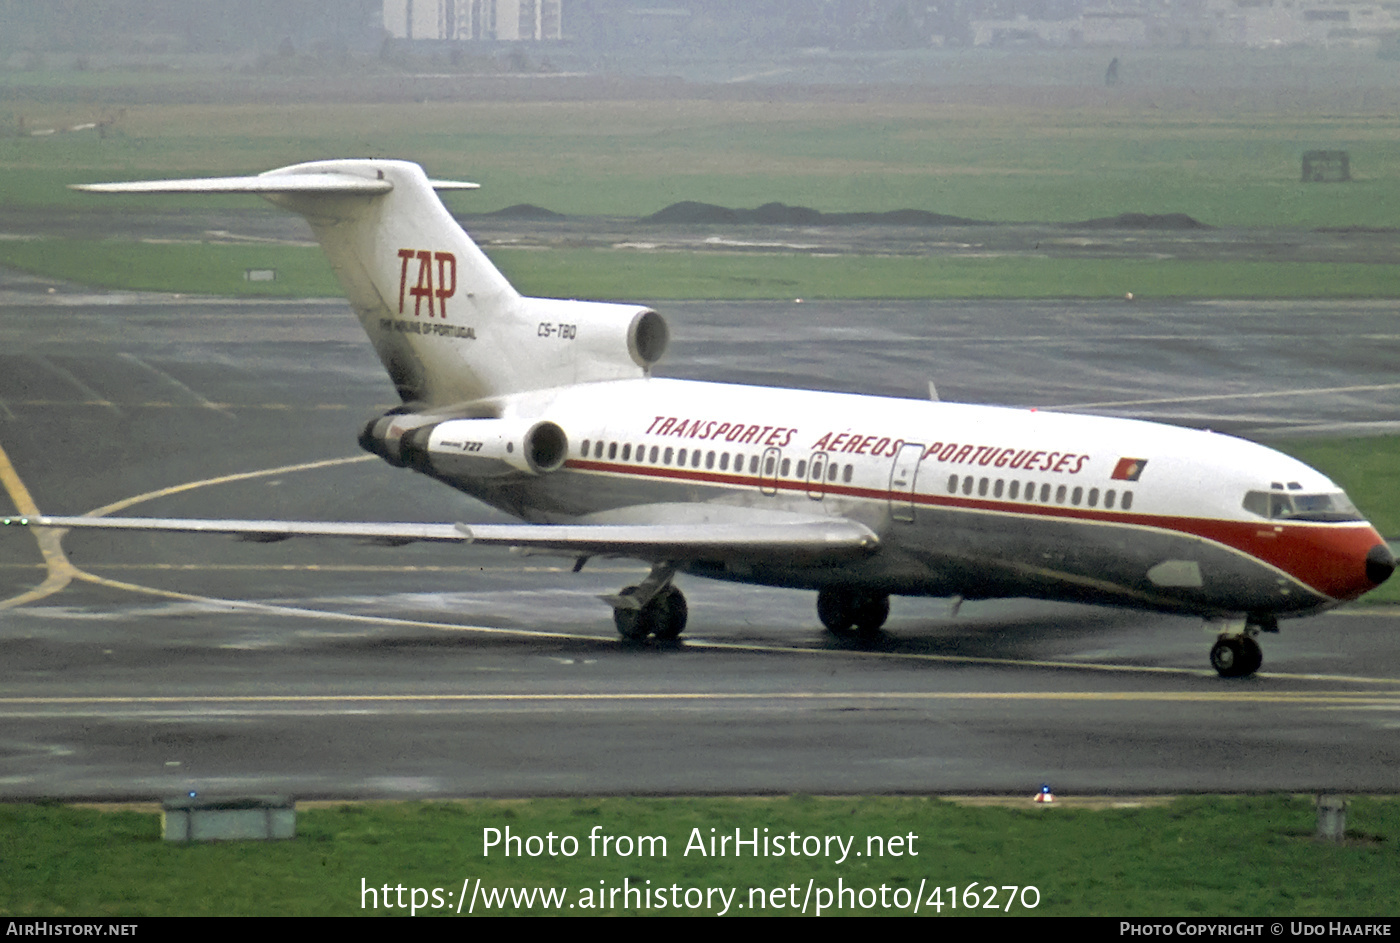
3 513 879 562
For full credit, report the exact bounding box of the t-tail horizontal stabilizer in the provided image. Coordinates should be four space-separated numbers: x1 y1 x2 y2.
71 172 478 195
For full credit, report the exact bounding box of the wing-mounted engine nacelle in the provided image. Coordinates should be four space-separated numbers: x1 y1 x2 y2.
399 418 569 480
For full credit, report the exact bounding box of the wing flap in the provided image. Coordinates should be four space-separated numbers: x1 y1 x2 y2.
457 520 879 560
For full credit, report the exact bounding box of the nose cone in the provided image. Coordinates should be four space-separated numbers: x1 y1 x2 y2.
1265 525 1394 604
1366 543 1396 587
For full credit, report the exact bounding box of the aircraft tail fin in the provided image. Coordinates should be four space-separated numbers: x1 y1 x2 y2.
76 160 666 407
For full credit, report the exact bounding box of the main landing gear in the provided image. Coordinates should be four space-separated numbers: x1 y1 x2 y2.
604 564 687 641
817 587 890 640
1209 615 1276 678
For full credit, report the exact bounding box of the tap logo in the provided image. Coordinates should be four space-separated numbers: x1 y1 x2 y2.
397 249 457 318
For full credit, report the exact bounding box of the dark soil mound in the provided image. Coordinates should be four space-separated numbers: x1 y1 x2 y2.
643 201 985 226
1071 212 1210 230
484 203 567 220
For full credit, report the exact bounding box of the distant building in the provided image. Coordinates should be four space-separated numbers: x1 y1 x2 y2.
383 0 564 41
969 0 1399 46
1080 7 1149 45
970 14 1083 46
1202 0 1400 48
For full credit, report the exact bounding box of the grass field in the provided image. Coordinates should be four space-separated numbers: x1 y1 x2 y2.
4 237 1399 301
4 795 1398 917
2 77 1397 299
3 88 1400 226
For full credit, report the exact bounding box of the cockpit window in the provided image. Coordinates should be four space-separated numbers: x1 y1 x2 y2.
1242 490 1362 522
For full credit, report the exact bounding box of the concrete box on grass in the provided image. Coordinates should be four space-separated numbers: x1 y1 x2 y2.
162 795 296 842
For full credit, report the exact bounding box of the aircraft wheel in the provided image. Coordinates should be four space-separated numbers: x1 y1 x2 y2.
818 588 889 639
1210 636 1262 678
817 588 856 634
1237 636 1263 676
613 586 652 641
1210 638 1241 676
853 592 890 639
650 586 688 640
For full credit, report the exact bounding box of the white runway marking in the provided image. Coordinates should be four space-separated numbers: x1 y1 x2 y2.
117 352 235 419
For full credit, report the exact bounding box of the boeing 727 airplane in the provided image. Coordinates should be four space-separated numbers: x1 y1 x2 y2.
3 159 1393 677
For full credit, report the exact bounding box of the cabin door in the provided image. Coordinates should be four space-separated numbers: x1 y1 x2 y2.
888 442 923 523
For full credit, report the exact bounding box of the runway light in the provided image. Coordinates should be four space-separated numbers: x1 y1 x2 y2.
188 791 197 798
1033 783 1055 803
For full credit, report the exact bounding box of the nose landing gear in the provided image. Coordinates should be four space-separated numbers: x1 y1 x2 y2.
1210 635 1262 678
1209 615 1275 677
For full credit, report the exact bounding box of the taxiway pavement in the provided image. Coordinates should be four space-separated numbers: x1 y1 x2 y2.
2 270 1399 799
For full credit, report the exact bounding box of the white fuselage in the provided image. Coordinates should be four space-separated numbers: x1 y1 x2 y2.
417 377 1385 619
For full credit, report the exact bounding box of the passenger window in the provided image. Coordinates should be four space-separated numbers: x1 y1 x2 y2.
678 448 687 466
650 446 659 463
1040 483 1051 502
664 447 674 464
608 442 617 460
706 450 715 469
994 479 1004 498
622 444 631 461
750 455 760 474
581 439 591 456
842 465 852 483
796 461 807 478
594 441 604 458
978 478 989 497
692 450 702 468
719 453 729 471
1105 489 1116 509
1009 481 1020 500
1088 487 1099 507
764 456 775 475
1122 491 1134 510
947 475 958 494
780 458 791 476
1055 485 1066 503
962 476 974 496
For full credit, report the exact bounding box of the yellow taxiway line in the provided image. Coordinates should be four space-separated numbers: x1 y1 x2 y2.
3 441 1400 686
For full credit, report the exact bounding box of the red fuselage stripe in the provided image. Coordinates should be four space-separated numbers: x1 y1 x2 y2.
565 458 1381 601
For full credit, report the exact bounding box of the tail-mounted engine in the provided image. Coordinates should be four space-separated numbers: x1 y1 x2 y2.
359 412 440 468
518 299 669 387
361 413 568 480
